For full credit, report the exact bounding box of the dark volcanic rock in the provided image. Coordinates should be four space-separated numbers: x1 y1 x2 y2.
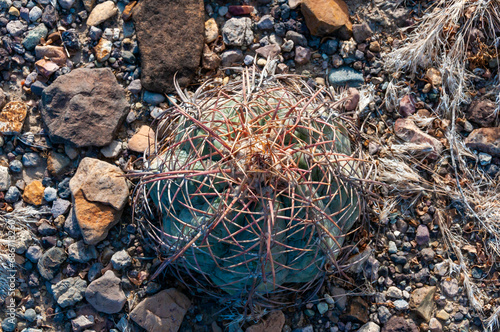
41 68 128 148
133 0 204 93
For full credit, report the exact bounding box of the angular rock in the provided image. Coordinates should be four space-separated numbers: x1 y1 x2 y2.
64 208 82 239
35 45 67 66
465 127 500 157
22 23 48 50
36 59 59 78
51 198 71 218
41 68 128 148
395 300 410 311
37 247 67 280
466 99 497 127
85 270 126 314
394 118 443 158
358 322 381 332
345 87 360 111
110 249 132 270
87 1 117 26
23 180 45 205
246 311 285 332
51 277 87 307
202 44 221 70
68 241 97 263
47 152 71 177
69 158 128 245
221 49 243 66
415 224 430 245
410 286 436 322
222 17 254 47
94 38 112 62
128 125 155 153
133 0 204 93
295 46 311 65
352 22 372 43
441 278 459 298
228 5 253 15
256 44 281 59
130 288 191 332
301 0 352 36
429 318 442 332
101 140 123 158
0 101 28 134
71 315 94 332
382 316 418 332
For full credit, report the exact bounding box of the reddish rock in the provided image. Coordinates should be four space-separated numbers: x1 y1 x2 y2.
246 311 285 332
295 46 312 65
465 127 500 157
394 118 443 158
466 98 496 127
130 288 191 332
35 45 67 66
382 316 418 332
398 94 416 117
255 44 281 59
228 5 254 15
410 286 436 322
301 0 352 36
121 0 136 21
35 59 59 78
0 101 28 134
344 87 360 111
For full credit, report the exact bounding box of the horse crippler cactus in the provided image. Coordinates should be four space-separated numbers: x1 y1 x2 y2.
133 69 367 309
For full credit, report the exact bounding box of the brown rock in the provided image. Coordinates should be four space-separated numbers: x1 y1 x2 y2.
35 45 67 66
23 180 45 205
122 0 136 21
35 59 59 78
382 316 418 332
466 98 497 127
399 94 416 117
0 101 28 134
94 38 112 62
256 44 281 59
0 88 6 109
130 288 191 332
246 311 285 332
425 68 442 86
41 68 128 148
87 1 118 26
352 22 372 43
204 18 218 44
128 125 155 153
133 0 204 93
409 286 436 322
47 152 71 177
369 41 381 53
70 157 129 211
394 118 443 158
343 297 368 324
73 190 123 245
202 44 221 70
301 0 352 36
465 127 500 157
344 87 359 111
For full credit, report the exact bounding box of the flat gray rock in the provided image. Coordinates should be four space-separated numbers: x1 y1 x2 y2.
85 270 126 314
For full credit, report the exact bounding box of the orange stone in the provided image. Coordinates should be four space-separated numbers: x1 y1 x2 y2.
128 125 155 153
301 0 352 36
0 101 28 134
73 190 123 245
122 0 136 21
23 180 45 206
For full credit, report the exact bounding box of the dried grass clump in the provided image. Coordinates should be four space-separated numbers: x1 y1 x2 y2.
132 68 369 310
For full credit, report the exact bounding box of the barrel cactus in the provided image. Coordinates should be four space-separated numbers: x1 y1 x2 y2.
134 68 365 308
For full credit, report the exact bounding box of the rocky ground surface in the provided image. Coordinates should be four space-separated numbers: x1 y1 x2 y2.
0 0 499 331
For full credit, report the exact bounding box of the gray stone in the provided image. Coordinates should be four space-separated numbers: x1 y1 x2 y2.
85 270 127 314
100 140 122 158
285 30 307 47
68 240 97 263
5 186 20 203
328 67 364 87
359 322 380 332
41 68 128 148
64 208 82 239
26 245 43 263
0 166 11 191
43 187 57 202
111 249 132 270
133 0 204 93
222 17 253 47
58 0 75 9
6 20 26 37
22 152 42 167
352 22 373 43
29 6 43 22
51 198 71 218
295 46 311 65
330 287 347 311
30 81 47 96
416 225 430 245
71 315 94 331
386 286 403 299
441 279 459 298
221 49 243 67
393 299 409 310
0 0 12 10
37 247 67 280
51 277 87 307
9 160 22 173
127 79 141 95
24 308 37 322
1 317 16 332
143 91 165 105
22 23 48 50
256 15 274 30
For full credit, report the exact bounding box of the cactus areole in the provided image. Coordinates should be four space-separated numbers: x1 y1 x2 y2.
136 71 364 307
